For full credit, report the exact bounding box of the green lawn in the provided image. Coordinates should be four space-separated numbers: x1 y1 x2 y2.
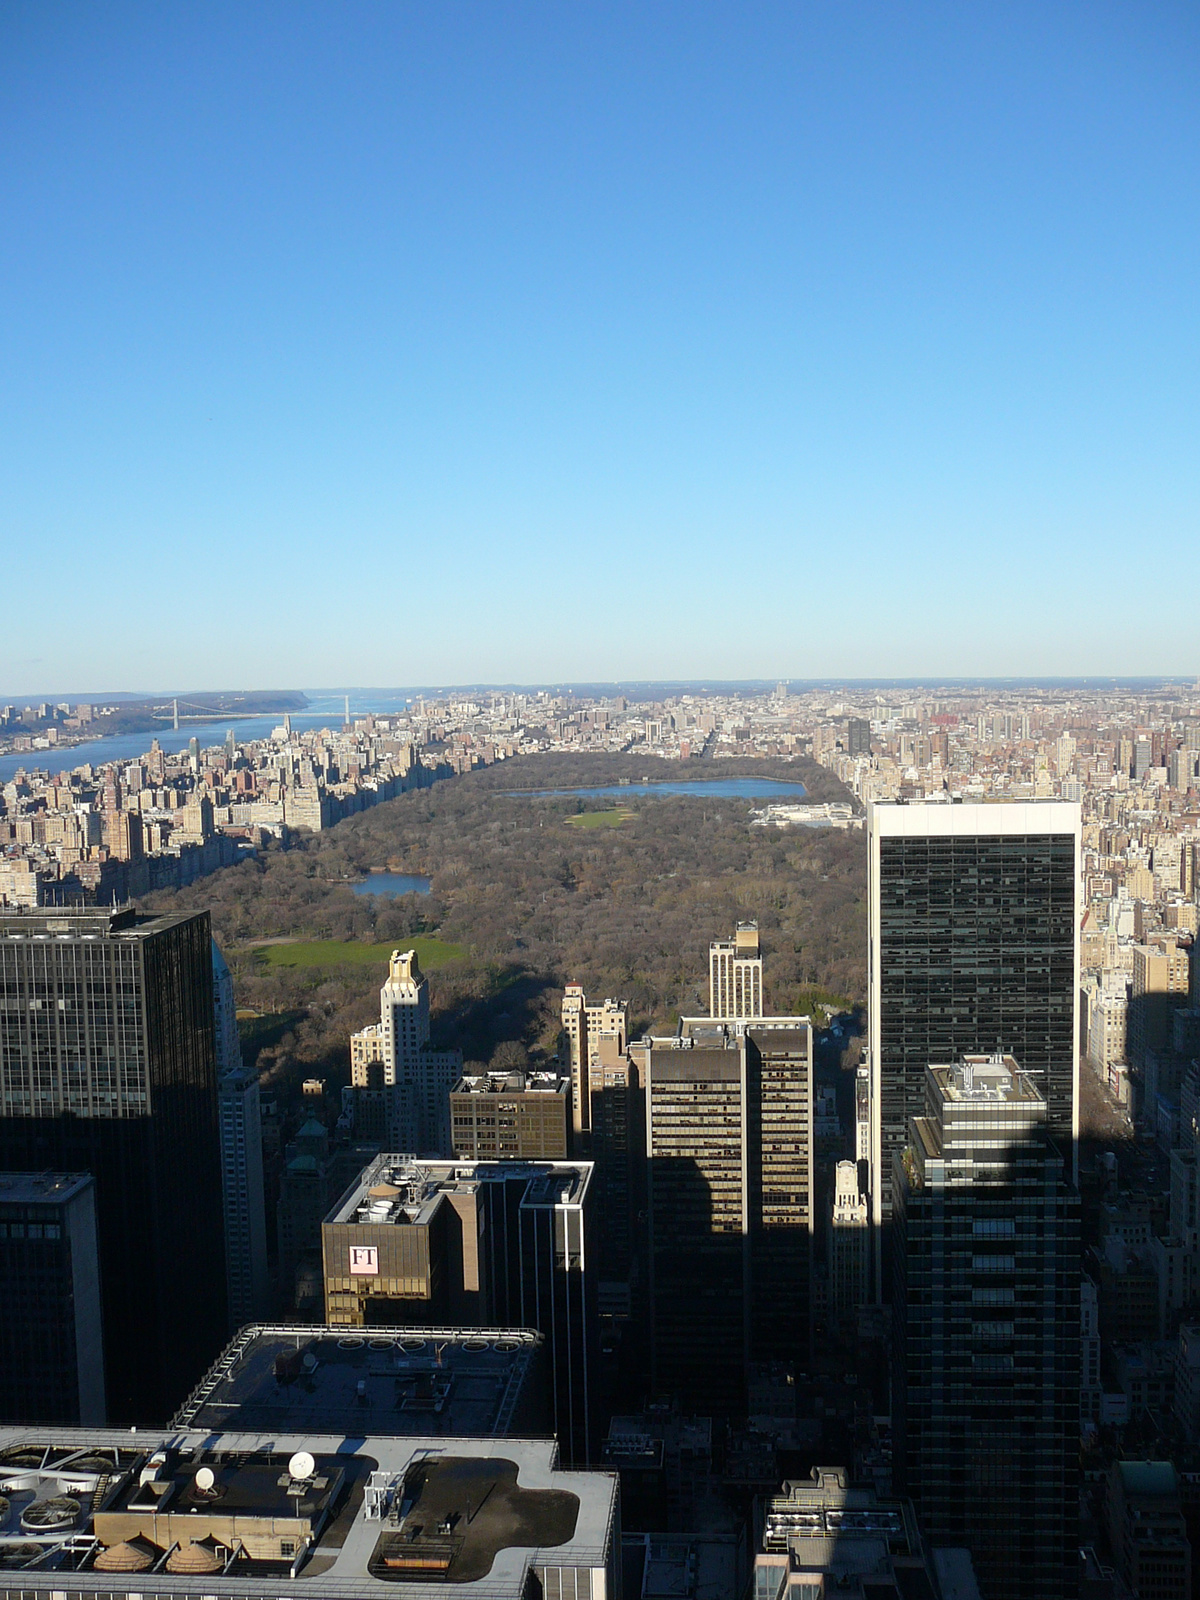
564 807 634 829
253 935 467 972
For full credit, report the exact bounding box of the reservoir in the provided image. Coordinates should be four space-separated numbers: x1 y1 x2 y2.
352 873 432 897
514 778 807 800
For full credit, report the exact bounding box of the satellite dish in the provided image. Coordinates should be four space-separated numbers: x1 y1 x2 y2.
288 1452 315 1482
194 1468 215 1493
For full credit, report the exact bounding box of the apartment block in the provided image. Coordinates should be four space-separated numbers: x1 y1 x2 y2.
450 1070 570 1160
560 985 628 1138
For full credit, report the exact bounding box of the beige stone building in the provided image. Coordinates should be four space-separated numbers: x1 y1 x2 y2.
708 921 764 1019
347 949 461 1155
560 984 628 1136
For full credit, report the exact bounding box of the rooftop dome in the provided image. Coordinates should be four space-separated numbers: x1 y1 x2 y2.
95 1540 156 1573
166 1541 223 1575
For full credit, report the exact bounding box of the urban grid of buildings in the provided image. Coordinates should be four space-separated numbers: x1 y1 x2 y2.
4 680 1200 1598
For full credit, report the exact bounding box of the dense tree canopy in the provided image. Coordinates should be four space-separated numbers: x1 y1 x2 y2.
144 753 866 1104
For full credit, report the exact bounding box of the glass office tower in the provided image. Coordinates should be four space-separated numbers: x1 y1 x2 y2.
867 801 1080 1252
0 907 226 1423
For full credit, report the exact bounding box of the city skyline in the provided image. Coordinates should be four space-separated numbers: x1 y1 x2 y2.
3 673 1200 709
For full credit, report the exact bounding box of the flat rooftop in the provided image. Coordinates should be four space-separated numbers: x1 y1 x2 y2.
327 1157 593 1229
173 1326 545 1439
452 1073 567 1097
0 1426 617 1600
0 907 205 941
675 1015 813 1044
930 1056 1043 1105
0 1172 93 1207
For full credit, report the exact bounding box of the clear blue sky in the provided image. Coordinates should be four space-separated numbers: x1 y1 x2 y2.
2 1 1197 693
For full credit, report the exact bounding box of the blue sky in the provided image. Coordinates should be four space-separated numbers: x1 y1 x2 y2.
2 1 1197 693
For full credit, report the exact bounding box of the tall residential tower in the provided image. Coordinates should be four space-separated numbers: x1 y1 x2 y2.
348 949 462 1156
708 922 764 1019
560 986 628 1139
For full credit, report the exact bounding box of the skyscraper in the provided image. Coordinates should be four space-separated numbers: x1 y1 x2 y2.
867 799 1080 1251
708 922 764 1019
892 1055 1080 1600
0 906 226 1422
638 1016 813 1413
0 1171 105 1424
348 949 462 1155
213 940 268 1327
827 1159 869 1325
560 986 628 1139
847 716 872 757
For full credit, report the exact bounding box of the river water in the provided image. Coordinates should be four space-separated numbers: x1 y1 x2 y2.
1 696 807 807
0 694 410 783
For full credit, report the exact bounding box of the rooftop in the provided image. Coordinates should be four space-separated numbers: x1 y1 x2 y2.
451 1073 568 1098
759 1470 921 1558
0 1426 617 1600
929 1055 1043 1105
674 1015 812 1047
0 1172 93 1208
0 907 205 940
172 1325 546 1440
1117 1460 1180 1500
326 1157 593 1229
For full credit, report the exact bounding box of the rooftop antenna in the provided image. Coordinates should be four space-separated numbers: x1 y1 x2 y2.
172 698 179 731
344 694 350 729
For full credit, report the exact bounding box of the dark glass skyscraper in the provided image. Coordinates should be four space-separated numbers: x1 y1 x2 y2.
867 800 1080 1247
0 907 226 1423
892 1055 1080 1600
0 1171 105 1424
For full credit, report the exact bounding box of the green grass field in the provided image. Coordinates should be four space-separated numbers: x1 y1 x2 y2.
252 935 467 971
564 807 634 829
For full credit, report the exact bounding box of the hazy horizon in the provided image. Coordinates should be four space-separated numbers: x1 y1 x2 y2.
5 675 1199 706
